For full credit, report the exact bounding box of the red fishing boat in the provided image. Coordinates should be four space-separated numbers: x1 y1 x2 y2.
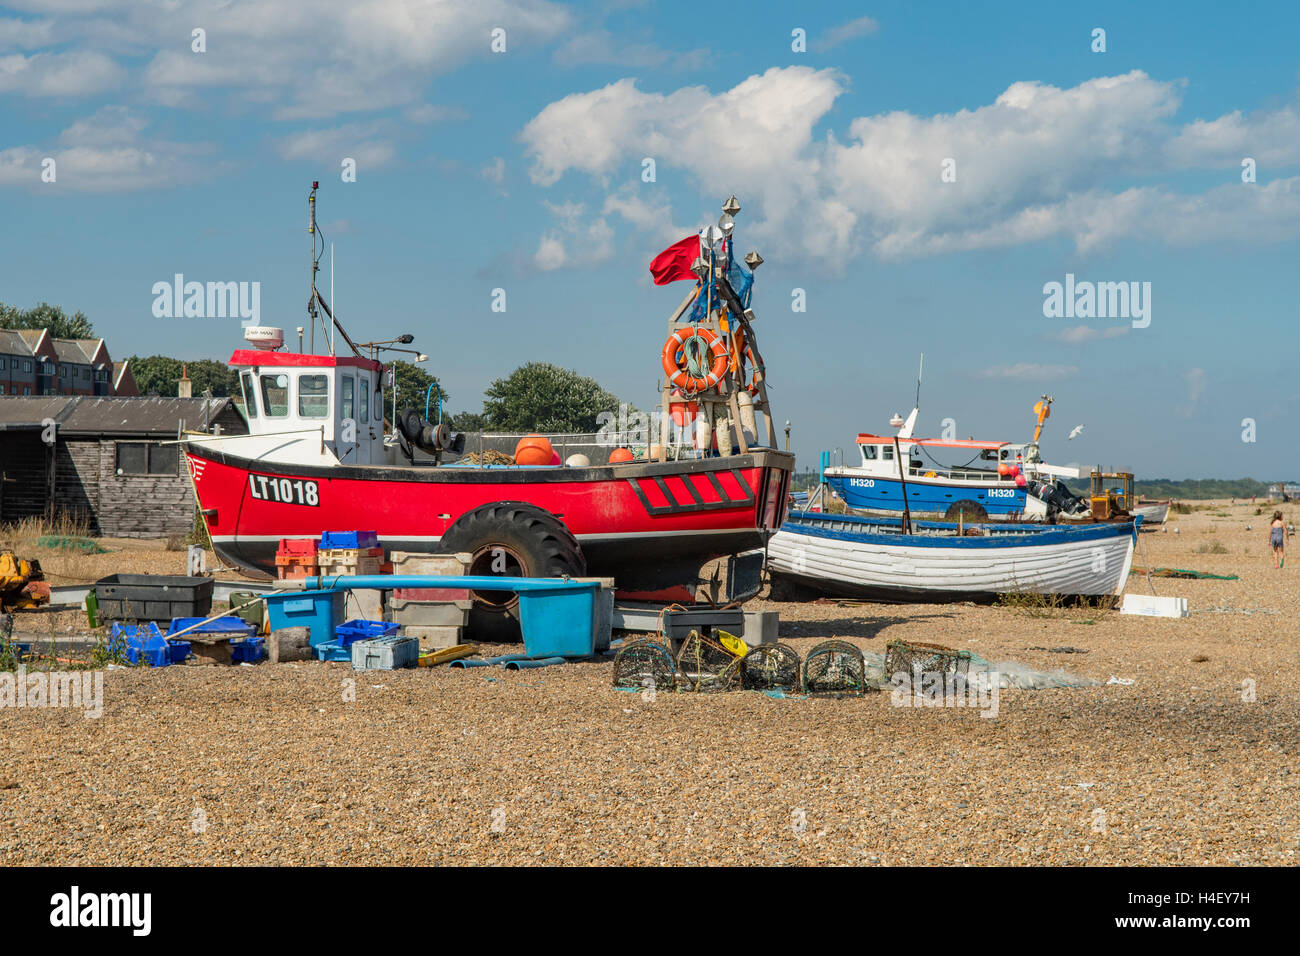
184 187 792 635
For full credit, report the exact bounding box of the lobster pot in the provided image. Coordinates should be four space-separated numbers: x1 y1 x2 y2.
740 643 802 692
675 629 741 693
612 639 677 693
883 640 971 682
802 640 870 698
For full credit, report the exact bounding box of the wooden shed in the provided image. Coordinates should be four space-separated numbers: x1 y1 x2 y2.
0 396 246 538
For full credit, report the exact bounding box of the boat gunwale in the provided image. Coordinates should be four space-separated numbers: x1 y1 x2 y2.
779 509 1140 549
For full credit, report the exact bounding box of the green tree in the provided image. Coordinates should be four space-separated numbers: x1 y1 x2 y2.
482 362 621 433
0 300 95 339
390 360 448 418
448 410 487 431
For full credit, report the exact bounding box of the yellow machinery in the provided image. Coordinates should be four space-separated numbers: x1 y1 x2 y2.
0 552 49 612
1089 471 1134 521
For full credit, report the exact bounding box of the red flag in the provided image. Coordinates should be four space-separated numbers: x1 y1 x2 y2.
649 234 700 285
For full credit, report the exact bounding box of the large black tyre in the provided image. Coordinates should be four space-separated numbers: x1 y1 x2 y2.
945 500 988 522
438 502 586 642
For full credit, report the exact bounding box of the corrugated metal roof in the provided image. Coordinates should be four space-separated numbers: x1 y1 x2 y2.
0 396 234 435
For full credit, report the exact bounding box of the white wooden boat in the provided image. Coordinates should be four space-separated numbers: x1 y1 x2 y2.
1133 500 1170 525
768 511 1140 603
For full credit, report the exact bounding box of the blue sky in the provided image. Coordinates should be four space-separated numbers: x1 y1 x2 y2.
2 0 1298 479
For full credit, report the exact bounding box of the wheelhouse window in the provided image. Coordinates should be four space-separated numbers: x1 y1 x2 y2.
861 444 878 460
359 376 369 423
341 376 355 421
882 444 894 461
298 374 329 418
260 373 289 417
115 442 180 476
240 371 258 418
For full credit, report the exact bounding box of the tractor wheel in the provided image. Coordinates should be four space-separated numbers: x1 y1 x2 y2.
945 500 989 522
438 502 586 642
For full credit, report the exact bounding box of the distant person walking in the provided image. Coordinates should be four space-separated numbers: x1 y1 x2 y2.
1270 511 1286 568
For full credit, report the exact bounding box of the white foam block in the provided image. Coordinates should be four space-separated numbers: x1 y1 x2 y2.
1120 593 1189 618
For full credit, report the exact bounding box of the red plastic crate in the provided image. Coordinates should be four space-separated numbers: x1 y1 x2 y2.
277 538 319 558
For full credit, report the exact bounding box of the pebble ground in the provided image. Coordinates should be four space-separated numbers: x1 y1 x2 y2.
1 501 1296 865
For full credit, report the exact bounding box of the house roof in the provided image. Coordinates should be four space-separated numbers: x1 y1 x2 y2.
52 339 93 364
0 396 237 436
0 328 31 355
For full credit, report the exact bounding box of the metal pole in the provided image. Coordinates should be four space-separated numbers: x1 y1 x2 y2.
894 436 913 534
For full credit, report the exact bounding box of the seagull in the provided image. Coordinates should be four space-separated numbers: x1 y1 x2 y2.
1068 424 1085 440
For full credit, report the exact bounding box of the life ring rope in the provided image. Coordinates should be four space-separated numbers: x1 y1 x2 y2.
661 327 729 393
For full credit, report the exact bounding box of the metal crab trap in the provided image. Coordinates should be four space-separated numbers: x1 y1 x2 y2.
675 629 742 693
883 640 971 683
740 642 802 692
802 639 870 698
612 639 677 695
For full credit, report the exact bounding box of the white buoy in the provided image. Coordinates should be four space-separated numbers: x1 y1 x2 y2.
716 413 733 456
695 403 712 451
737 390 757 438
565 453 590 468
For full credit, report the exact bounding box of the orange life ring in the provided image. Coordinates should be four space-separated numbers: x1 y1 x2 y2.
661 327 729 392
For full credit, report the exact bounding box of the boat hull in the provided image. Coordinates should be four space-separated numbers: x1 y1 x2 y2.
768 511 1138 603
185 444 793 600
824 470 1047 519
1134 500 1170 526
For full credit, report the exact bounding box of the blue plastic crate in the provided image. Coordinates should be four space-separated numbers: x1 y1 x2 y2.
167 616 257 638
165 640 191 664
111 622 170 667
231 636 265 664
518 583 598 659
314 640 351 662
335 618 399 646
320 531 379 550
264 589 345 647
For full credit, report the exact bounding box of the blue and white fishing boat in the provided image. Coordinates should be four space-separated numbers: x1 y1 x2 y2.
767 510 1140 603
821 396 1088 522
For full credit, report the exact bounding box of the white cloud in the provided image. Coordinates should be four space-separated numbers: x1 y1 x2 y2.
1051 324 1131 345
1180 367 1207 417
530 200 614 272
818 16 879 51
1 106 213 191
275 122 397 169
521 68 1300 265
534 233 568 271
978 363 1078 380
3 0 570 118
480 156 506 185
0 49 123 95
552 28 706 70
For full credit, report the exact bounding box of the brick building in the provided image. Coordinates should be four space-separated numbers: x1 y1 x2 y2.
0 328 138 397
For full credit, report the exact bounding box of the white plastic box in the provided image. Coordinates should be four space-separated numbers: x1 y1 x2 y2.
351 634 420 670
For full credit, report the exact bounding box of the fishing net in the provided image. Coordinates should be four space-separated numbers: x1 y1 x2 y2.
740 642 802 692
675 629 741 693
802 640 869 698
883 640 971 682
612 639 677 694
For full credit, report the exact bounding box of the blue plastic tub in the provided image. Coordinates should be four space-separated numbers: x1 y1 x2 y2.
231 636 265 663
264 589 345 647
111 622 170 667
167 616 256 638
320 531 379 549
314 640 351 662
165 639 192 664
335 619 400 646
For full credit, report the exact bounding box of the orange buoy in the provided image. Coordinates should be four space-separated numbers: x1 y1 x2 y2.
669 387 698 427
661 327 728 392
997 463 1011 477
609 447 635 463
515 434 554 466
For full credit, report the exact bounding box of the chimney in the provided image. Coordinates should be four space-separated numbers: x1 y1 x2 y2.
177 363 192 398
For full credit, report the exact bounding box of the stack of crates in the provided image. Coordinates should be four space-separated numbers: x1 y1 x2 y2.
318 531 385 576
276 539 319 580
317 532 386 619
386 551 473 649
